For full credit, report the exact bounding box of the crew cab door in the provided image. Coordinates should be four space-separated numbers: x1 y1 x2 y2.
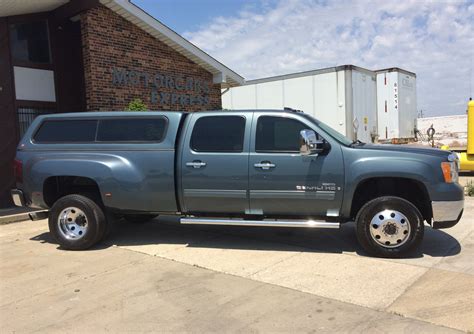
180 112 251 214
248 112 344 217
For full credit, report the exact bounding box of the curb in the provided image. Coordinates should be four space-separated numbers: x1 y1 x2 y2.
0 213 32 225
0 211 48 225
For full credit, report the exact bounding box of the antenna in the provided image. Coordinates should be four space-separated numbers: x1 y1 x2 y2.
470 54 473 99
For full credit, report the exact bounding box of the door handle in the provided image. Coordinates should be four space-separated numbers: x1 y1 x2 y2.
254 162 276 170
186 161 207 169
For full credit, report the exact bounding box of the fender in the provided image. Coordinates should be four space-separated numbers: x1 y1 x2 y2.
25 151 177 212
340 156 435 218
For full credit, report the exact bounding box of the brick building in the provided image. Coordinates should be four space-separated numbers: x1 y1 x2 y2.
0 0 244 207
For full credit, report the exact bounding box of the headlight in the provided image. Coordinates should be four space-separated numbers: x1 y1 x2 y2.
441 155 459 183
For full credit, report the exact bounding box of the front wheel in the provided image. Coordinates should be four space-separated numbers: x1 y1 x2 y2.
355 196 424 258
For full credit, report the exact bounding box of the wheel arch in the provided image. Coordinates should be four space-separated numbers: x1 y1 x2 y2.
43 176 103 208
349 177 432 222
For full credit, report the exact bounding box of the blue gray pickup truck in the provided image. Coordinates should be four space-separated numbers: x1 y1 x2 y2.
11 110 464 257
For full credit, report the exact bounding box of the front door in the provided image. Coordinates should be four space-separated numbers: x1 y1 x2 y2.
180 112 251 214
248 113 344 218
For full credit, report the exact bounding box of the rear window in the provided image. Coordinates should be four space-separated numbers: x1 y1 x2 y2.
34 120 97 143
97 118 167 142
190 116 245 152
33 117 168 143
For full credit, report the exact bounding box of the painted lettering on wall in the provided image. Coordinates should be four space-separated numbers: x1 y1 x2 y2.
111 67 210 106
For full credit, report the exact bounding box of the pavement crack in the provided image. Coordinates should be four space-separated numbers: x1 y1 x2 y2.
247 251 303 277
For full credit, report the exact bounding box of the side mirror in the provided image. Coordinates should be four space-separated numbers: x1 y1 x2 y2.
300 129 324 156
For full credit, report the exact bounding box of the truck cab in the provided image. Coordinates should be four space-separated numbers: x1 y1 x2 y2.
178 110 345 218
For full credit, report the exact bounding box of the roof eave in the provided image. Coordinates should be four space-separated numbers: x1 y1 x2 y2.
99 0 244 87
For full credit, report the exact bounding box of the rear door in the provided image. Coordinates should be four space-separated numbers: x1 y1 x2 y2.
180 112 251 214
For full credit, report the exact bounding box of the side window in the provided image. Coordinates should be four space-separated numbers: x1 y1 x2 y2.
191 116 246 152
34 120 97 143
256 116 310 153
10 21 51 64
97 118 167 142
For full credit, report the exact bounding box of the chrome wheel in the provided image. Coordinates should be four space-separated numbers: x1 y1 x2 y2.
57 207 88 240
369 209 411 248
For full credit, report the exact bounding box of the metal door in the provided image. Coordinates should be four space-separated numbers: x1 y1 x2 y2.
248 112 344 217
180 112 252 214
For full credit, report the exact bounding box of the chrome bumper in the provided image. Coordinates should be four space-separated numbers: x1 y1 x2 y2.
11 189 25 207
431 200 464 229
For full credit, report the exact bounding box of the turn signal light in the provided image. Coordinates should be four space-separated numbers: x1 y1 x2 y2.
441 162 453 183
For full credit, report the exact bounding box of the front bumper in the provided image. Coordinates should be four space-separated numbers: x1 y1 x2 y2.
11 189 25 207
431 200 464 229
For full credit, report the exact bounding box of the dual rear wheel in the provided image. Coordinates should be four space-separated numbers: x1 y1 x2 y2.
49 194 107 250
48 194 157 250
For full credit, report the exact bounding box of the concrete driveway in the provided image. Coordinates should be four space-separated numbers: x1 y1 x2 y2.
1 199 473 333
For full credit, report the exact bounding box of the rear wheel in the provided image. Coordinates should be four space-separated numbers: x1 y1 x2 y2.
123 214 157 224
49 194 107 250
355 196 424 258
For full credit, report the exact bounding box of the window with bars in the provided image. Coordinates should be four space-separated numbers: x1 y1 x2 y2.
17 108 55 138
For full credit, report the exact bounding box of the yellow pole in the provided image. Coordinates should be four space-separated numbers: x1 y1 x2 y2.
468 99 474 155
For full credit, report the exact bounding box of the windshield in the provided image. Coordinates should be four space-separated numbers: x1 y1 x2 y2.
301 114 353 146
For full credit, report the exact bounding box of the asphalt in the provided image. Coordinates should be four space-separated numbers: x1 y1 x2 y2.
0 198 473 333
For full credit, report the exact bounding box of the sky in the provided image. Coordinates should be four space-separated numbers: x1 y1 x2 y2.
134 0 474 117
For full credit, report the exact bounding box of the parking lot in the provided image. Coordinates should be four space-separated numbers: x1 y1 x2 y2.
0 198 472 333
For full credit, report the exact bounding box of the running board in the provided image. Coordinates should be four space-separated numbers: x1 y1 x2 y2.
180 218 340 229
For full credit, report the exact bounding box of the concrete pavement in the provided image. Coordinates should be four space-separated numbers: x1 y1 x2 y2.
0 198 472 332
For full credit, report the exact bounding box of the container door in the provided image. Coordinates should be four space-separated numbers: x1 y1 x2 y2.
248 112 344 217
180 113 251 214
377 71 400 140
351 70 377 143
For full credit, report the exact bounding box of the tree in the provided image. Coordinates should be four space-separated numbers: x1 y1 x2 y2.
127 98 148 111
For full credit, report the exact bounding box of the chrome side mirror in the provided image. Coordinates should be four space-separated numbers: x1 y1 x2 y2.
299 129 324 156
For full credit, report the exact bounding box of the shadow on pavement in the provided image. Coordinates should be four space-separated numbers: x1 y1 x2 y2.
30 215 461 259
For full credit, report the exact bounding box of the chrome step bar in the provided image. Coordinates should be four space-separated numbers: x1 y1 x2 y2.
180 218 340 229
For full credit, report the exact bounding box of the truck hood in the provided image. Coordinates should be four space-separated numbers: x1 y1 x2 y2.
355 144 451 159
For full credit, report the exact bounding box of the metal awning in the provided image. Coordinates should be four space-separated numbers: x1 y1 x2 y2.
0 0 68 17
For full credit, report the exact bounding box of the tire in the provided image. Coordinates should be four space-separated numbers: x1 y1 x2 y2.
123 214 157 224
48 194 107 250
355 196 424 258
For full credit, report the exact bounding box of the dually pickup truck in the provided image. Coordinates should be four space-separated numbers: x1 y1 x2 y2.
11 110 464 257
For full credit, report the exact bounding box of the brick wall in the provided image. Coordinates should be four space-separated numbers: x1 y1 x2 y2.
80 5 222 112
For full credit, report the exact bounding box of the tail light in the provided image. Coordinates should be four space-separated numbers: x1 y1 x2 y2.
13 159 23 184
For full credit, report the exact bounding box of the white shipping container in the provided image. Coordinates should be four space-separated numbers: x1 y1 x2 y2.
376 68 417 140
222 65 378 143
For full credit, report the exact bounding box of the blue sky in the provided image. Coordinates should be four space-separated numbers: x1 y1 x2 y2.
133 0 474 117
133 0 264 33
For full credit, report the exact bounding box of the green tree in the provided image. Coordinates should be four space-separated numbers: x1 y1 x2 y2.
127 98 148 111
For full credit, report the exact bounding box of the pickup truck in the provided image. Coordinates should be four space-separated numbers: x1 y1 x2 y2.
11 110 464 257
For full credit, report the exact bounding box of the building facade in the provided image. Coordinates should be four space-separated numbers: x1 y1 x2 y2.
0 0 243 207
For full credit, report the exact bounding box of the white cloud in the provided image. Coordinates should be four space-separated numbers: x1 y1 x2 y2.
184 0 474 116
